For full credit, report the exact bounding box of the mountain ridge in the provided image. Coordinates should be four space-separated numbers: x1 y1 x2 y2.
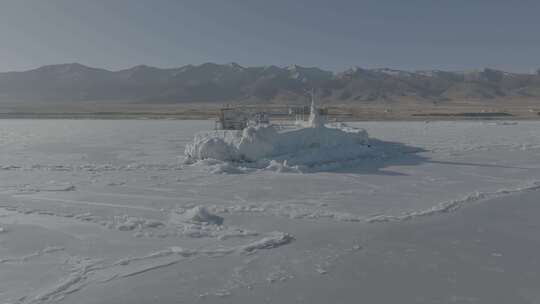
1 63 540 104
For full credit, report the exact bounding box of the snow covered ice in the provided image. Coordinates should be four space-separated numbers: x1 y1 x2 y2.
2 119 540 303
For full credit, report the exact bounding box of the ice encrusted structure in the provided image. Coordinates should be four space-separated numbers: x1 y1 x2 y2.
307 97 323 128
184 103 370 169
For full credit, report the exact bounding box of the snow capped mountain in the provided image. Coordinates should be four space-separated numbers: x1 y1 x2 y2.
1 63 540 104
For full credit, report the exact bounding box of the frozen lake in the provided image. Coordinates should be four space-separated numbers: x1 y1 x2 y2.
1 119 540 303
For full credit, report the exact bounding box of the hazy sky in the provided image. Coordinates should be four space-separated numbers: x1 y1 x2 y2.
1 0 540 72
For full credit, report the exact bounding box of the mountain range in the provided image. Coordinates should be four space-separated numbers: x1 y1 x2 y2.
1 63 540 105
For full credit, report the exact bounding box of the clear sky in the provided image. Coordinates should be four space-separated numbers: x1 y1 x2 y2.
1 0 540 73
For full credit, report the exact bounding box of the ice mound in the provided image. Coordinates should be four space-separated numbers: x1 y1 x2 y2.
173 206 224 225
166 206 262 239
241 232 294 253
184 106 371 171
111 215 165 231
181 206 224 225
21 183 76 192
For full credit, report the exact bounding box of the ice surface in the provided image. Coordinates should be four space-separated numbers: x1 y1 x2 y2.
2 119 540 303
367 181 540 223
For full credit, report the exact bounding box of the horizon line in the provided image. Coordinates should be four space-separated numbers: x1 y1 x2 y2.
2 62 540 75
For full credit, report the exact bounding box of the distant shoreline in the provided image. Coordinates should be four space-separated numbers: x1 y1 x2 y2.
0 112 537 121
1 103 539 121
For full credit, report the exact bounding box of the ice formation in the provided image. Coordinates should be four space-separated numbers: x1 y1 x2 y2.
184 100 371 170
241 232 294 253
175 206 224 225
